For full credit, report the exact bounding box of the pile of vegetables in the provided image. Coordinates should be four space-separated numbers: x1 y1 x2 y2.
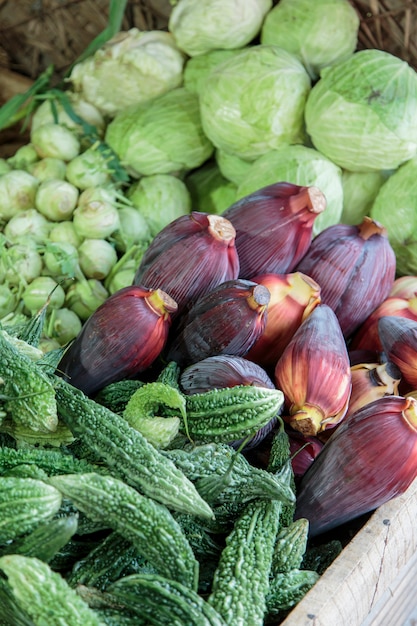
2 0 417 623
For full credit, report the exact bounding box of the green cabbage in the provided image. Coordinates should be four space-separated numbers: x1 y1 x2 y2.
185 162 237 215
235 144 343 235
127 174 192 236
199 45 311 161
168 0 272 57
305 50 417 172
183 49 243 94
261 0 359 80
341 170 389 225
105 88 214 177
215 149 252 187
370 157 417 275
69 29 186 117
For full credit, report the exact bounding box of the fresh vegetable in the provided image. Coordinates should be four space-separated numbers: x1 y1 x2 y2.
266 569 319 614
246 272 321 368
69 29 186 117
208 498 281 626
166 279 270 367
168 0 272 57
0 329 58 432
178 384 284 444
0 477 62 543
346 361 401 419
122 381 184 448
295 395 417 536
199 45 311 161
106 572 228 625
105 87 214 177
341 169 388 226
0 555 104 626
261 0 359 80
163 442 295 506
180 354 275 395
378 316 417 388
235 145 343 236
133 212 239 316
185 161 237 215
370 156 417 275
66 531 141 590
0 170 39 222
270 518 310 575
53 377 214 520
57 285 177 396
305 49 417 171
183 49 242 95
49 472 199 589
295 217 397 337
222 182 326 279
274 304 352 437
127 173 191 237
1 515 79 563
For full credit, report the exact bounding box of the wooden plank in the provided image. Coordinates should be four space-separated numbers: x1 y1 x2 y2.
362 549 417 626
281 476 417 626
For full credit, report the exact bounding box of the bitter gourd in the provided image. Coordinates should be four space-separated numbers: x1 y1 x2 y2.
94 379 144 415
53 377 214 520
208 498 282 626
265 569 319 614
1 515 78 563
49 472 199 590
0 330 58 432
164 442 295 506
0 476 62 543
0 554 105 626
267 425 297 527
107 572 228 626
67 531 145 591
0 445 100 476
183 385 284 443
122 381 184 448
271 518 309 576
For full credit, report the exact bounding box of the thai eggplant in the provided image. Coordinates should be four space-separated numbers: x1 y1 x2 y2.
295 395 417 536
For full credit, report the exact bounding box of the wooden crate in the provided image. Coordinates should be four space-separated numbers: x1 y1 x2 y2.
281 476 417 625
1 2 417 622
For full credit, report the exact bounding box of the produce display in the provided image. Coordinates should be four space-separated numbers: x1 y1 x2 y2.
1 0 417 624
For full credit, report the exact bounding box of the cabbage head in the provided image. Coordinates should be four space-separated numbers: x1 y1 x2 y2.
127 174 191 237
185 162 237 215
105 88 214 178
305 50 417 172
370 157 417 275
168 0 272 57
183 49 243 94
261 0 359 80
69 29 186 117
199 45 311 161
341 170 389 225
215 149 253 187
235 144 343 235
